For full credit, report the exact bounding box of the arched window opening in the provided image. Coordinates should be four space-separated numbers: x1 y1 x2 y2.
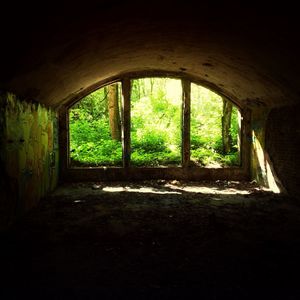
69 82 123 167
66 76 242 173
191 83 240 167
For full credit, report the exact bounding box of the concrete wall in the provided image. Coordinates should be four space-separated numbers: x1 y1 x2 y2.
265 105 300 197
0 92 59 231
250 103 300 198
250 107 284 194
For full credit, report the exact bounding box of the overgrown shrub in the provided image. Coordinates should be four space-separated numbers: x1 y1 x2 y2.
69 78 240 167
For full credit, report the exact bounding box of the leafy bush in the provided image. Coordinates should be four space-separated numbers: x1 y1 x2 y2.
191 148 222 166
69 78 240 167
70 117 122 166
221 152 240 166
132 131 167 153
131 150 180 166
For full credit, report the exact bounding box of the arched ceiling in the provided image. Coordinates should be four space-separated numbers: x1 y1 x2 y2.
1 1 299 108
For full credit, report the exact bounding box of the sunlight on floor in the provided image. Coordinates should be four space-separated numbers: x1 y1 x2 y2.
164 184 251 195
102 186 181 194
101 182 252 195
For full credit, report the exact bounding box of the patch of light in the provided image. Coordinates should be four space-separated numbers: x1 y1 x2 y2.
253 131 281 193
166 79 182 105
168 144 177 152
102 186 181 194
265 160 281 193
205 162 223 169
165 184 250 194
103 187 125 192
74 199 85 203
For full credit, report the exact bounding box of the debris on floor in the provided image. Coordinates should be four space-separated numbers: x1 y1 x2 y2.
1 180 300 298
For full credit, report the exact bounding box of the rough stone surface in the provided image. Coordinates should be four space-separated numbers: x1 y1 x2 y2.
1 181 300 298
266 105 300 197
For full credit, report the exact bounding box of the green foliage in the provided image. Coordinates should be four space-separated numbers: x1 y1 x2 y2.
190 83 240 166
69 84 122 167
131 151 180 167
191 147 239 167
69 78 240 167
130 78 181 166
230 106 239 147
132 131 167 153
69 118 123 166
71 88 109 120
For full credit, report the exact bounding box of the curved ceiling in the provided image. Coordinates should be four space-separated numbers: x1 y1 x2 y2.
1 1 299 108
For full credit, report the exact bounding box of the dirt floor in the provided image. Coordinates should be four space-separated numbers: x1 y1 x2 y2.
1 180 300 299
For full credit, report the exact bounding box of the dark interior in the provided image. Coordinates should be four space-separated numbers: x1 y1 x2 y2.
1 1 300 298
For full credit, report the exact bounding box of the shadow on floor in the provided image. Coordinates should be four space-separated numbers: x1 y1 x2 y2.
1 180 300 299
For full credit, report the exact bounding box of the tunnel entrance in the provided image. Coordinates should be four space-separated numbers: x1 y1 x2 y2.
61 73 249 181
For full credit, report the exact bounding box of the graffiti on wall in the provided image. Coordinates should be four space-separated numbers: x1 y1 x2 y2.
0 92 59 229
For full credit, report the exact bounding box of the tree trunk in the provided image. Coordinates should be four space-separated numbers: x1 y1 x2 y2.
103 86 109 116
222 99 233 153
108 84 121 141
150 78 154 94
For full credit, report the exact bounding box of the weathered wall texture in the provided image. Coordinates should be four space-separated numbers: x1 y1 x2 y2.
265 105 300 197
250 108 284 193
0 92 59 231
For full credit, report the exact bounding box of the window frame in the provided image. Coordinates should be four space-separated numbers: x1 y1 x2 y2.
59 71 251 181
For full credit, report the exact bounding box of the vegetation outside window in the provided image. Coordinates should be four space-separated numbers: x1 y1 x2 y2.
68 77 241 168
190 83 240 167
131 78 182 167
69 82 123 167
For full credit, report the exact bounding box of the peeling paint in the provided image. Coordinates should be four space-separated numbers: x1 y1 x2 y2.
0 92 59 230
